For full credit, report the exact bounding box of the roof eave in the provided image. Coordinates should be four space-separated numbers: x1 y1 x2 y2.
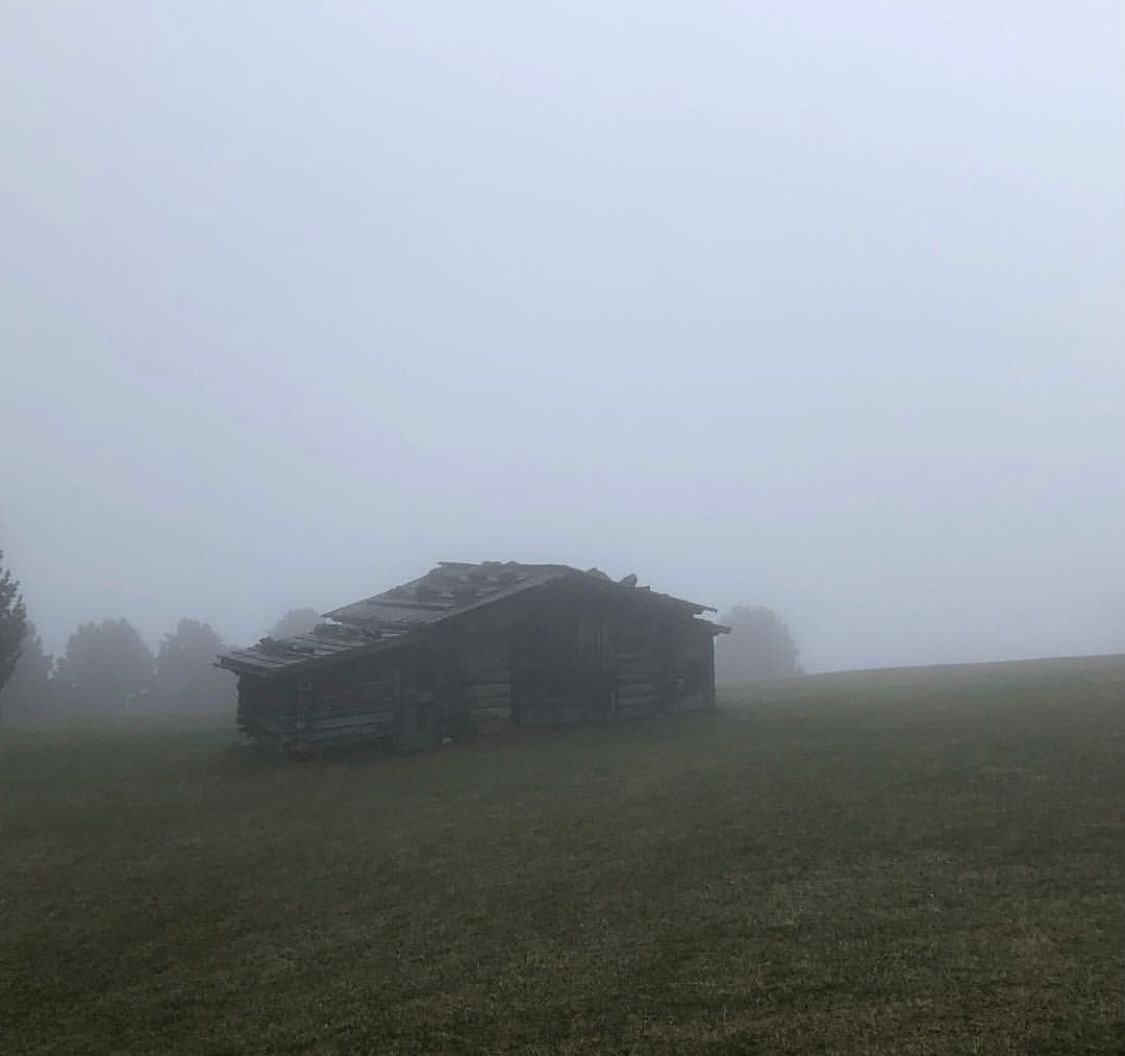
215 629 420 680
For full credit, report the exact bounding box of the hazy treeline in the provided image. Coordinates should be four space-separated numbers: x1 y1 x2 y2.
0 552 320 725
1 616 235 723
715 606 801 685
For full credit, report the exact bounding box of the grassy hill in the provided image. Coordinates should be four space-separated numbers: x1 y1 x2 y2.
3 656 1123 1054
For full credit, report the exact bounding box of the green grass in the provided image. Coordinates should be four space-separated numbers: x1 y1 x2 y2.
2 656 1123 1055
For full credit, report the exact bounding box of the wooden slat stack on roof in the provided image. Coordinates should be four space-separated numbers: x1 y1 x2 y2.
322 562 571 629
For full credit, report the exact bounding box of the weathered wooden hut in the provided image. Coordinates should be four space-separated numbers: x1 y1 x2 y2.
218 562 727 756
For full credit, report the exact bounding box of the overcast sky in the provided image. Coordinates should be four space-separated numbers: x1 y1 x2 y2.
3 2 1122 673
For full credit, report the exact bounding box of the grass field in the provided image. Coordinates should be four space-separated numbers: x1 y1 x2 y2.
2 656 1123 1055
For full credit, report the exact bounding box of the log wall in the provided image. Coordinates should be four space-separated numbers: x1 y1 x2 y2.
236 592 716 755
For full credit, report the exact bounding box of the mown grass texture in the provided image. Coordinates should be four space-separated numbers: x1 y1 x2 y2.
2 656 1123 1054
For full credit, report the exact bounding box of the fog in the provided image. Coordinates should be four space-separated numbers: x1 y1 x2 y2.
3 2 1122 673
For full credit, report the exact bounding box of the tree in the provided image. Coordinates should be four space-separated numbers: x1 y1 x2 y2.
152 618 234 713
268 607 320 639
0 620 52 722
0 550 28 696
716 606 801 684
53 619 153 715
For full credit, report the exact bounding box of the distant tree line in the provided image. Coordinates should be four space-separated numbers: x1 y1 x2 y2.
0 549 322 725
0 615 236 723
715 605 802 684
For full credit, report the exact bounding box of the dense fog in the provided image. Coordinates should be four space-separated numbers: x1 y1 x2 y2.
3 2 1122 674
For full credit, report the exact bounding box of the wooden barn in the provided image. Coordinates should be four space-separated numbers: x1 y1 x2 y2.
217 562 727 756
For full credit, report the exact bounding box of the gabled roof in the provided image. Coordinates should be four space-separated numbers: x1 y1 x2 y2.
218 561 716 678
323 561 577 629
